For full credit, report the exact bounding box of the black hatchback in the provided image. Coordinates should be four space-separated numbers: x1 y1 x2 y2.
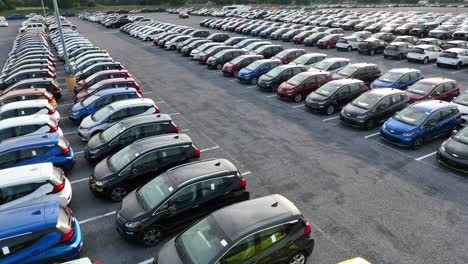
89 134 200 202
85 114 179 163
153 194 314 264
115 158 249 246
206 49 245 70
340 89 408 130
257 65 307 92
436 127 468 173
332 63 381 85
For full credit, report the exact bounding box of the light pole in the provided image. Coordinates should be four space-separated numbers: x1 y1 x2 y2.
40 0 46 15
52 0 76 90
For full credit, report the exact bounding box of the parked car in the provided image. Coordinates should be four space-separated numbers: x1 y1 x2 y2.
340 89 408 129
0 202 82 263
441 40 468 50
332 63 381 85
0 114 61 142
289 53 327 68
317 34 343 49
409 23 439 38
277 71 333 102
303 32 328 47
89 134 200 201
198 45 231 65
75 61 125 82
336 36 363 51
406 44 443 64
405 78 460 104
272 48 306 64
206 33 230 42
115 158 249 246
237 59 282 84
153 194 314 264
222 54 263 77
0 88 57 107
358 38 387 55
383 42 414 60
85 114 179 163
0 99 59 122
452 91 468 122
257 65 307 92
309 57 350 73
380 100 462 148
394 35 419 45
251 44 284 59
305 79 368 115
74 69 131 94
370 68 423 90
428 25 457 39
3 78 62 99
75 77 141 103
437 48 468 69
207 49 245 70
437 127 468 172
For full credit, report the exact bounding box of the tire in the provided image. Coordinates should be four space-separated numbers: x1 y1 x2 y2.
366 119 376 130
145 37 150 42
326 105 335 115
170 45 176 50
293 93 302 102
437 63 442 68
456 62 462 69
109 185 128 202
398 54 404 60
288 252 308 264
347 46 352 52
251 77 258 85
422 57 429 64
326 44 331 49
216 63 222 70
233 70 239 78
412 137 424 149
139 227 163 247
271 84 279 93
369 49 375 56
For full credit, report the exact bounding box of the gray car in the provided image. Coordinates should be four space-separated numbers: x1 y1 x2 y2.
383 42 415 60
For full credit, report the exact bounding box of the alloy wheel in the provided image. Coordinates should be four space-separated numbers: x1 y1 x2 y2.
142 228 162 246
289 253 306 264
347 46 352 52
110 187 127 202
326 105 335 115
294 93 302 102
423 57 429 64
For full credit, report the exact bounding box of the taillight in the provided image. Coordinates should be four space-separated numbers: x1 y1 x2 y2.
173 126 179 133
241 178 247 189
61 147 70 155
300 222 312 239
131 83 141 90
59 229 75 244
50 126 58 133
154 107 161 113
51 182 65 193
193 148 201 158
52 82 60 91
48 108 56 114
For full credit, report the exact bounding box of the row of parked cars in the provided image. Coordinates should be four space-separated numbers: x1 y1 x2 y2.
112 16 468 175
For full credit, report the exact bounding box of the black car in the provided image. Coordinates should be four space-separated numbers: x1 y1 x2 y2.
259 27 279 38
115 158 249 246
206 33 230 43
303 32 328 47
89 134 200 202
306 79 368 115
409 23 439 38
189 30 210 38
207 49 245 70
252 44 284 59
223 37 247 46
153 194 314 264
257 65 307 92
85 114 179 163
181 40 211 56
176 37 203 53
340 89 408 129
436 127 468 173
358 38 387 55
332 63 381 85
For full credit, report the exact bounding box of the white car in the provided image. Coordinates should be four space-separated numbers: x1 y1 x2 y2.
0 163 72 211
140 29 164 41
0 99 60 122
0 18 8 27
78 98 159 141
309 57 350 73
61 258 93 264
289 53 327 68
0 115 63 142
437 48 468 69
190 43 222 60
406 44 443 64
452 91 468 122
336 36 363 51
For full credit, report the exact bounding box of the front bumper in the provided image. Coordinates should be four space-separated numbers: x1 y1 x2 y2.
436 149 468 172
379 127 414 147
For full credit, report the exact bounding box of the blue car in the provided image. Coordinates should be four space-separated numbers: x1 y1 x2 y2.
0 202 82 264
380 100 462 148
0 133 75 170
237 59 282 85
6 14 26 20
69 87 141 124
370 68 423 90
251 25 270 37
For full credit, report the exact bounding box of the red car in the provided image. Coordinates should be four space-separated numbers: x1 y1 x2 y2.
222 54 263 77
317 34 344 49
277 71 333 102
74 77 141 103
198 45 231 64
179 12 189 19
272 48 307 64
292 31 313 44
74 69 130 94
405 77 460 104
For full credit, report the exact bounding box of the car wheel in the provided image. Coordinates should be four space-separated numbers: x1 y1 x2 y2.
422 57 429 64
140 227 163 247
216 63 222 70
437 63 442 68
294 93 302 102
366 119 376 130
271 84 279 93
398 54 404 60
289 252 308 264
145 37 150 42
347 46 352 52
251 77 258 85
233 70 239 78
456 62 462 69
326 44 331 49
369 49 375 56
170 45 176 50
110 186 128 202
412 137 424 149
326 105 335 115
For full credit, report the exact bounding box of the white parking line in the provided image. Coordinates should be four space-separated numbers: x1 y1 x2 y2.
138 258 154 264
169 112 180 116
415 151 437 161
392 60 406 64
80 211 116 224
58 103 75 107
322 116 339 121
71 178 88 184
291 104 304 108
266 94 277 98
155 100 166 104
74 150 84 155
245 85 256 89
143 91 153 95
420 64 433 68
180 128 190 132
242 171 252 176
364 132 380 139
63 131 77 135
229 79 238 82
200 146 220 152
450 69 467 74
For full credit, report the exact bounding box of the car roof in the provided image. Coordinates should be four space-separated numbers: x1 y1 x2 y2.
95 77 135 85
324 57 350 62
167 158 238 187
299 53 326 58
297 71 330 77
8 77 54 86
106 98 153 110
0 88 47 99
133 133 193 153
93 87 138 97
0 114 52 128
444 48 467 53
389 41 410 46
412 100 455 112
237 54 263 59
0 99 49 112
368 88 405 96
0 162 54 187
419 77 455 84
120 113 172 127
415 44 437 49
211 194 301 241
0 202 59 239
349 63 377 68
330 79 364 85
0 133 59 151
387 68 421 74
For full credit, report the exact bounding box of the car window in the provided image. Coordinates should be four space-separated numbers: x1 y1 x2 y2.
377 96 392 109
409 73 419 81
93 95 113 108
128 106 147 115
328 62 340 70
0 110 18 120
426 111 442 125
108 109 129 122
170 184 198 208
0 182 42 205
443 83 454 92
337 86 351 97
16 124 41 136
19 146 51 162
349 83 363 93
0 232 45 260
201 178 227 197
221 233 257 263
119 126 143 144
431 85 445 96
440 108 458 120
132 152 156 174
158 146 184 163
142 123 164 136
400 74 410 83
0 150 18 169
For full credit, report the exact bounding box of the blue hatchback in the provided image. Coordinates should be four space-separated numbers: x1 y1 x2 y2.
0 133 75 171
68 87 141 124
0 202 82 264
237 59 282 85
251 25 270 37
370 68 423 90
380 100 462 148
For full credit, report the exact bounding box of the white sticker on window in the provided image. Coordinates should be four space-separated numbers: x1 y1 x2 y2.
21 110 24 115
21 96 25 100
135 153 139 157
2 246 10 255
220 239 227 247
162 152 167 157
211 183 215 190
271 234 277 243
32 150 37 156
168 186 173 192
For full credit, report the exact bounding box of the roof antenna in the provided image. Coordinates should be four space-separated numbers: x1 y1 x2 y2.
271 202 278 207
215 162 221 166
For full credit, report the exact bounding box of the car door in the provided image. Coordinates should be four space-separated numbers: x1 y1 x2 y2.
124 150 158 185
0 182 44 210
335 85 351 108
429 85 446 101
301 76 317 97
438 108 460 135
422 111 443 140
397 73 411 90
442 82 459 101
352 68 368 83
197 177 232 216
373 96 393 122
156 146 187 169
461 50 468 65
162 183 202 229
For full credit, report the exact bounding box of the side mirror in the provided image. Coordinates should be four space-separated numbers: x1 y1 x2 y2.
424 122 436 128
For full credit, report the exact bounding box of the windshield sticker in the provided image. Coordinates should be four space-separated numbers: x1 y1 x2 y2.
220 239 227 247
2 247 10 255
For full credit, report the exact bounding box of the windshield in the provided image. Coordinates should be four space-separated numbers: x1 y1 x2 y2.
108 145 139 172
453 128 468 145
80 93 100 107
393 107 429 126
336 65 358 77
91 105 114 122
287 74 308 86
274 50 289 58
312 59 334 70
293 55 312 64
406 82 434 95
265 66 283 78
351 93 382 110
245 60 263 71
454 93 468 107
205 46 219 54
245 42 260 50
101 122 126 142
315 82 341 97
138 174 174 209
212 50 227 59
230 56 245 65
378 72 401 83
177 216 227 264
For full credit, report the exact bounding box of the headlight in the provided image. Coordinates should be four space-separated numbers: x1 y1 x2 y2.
382 122 387 129
357 114 367 119
94 180 105 187
70 111 80 116
317 101 327 105
403 132 416 136
79 126 90 131
125 222 141 230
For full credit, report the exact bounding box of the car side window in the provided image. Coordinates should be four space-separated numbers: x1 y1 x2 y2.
0 150 18 169
337 86 351 97
426 111 442 126
349 84 363 94
400 74 410 83
0 232 45 260
142 123 163 136
132 152 156 174
220 233 257 263
128 106 147 116
431 85 445 96
16 124 41 136
119 126 143 143
108 109 129 122
201 178 227 197
0 182 42 204
440 108 458 120
19 147 51 162
443 83 454 92
158 147 184 163
0 110 18 120
377 96 392 110
170 184 199 208
328 62 339 70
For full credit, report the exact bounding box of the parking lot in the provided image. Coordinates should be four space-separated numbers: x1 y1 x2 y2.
2 11 468 264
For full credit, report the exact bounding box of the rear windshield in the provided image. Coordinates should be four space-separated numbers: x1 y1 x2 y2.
287 74 309 86
411 48 425 54
230 56 246 65
440 51 458 58
351 93 382 110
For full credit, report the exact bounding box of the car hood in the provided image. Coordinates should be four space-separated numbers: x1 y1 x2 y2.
278 82 296 91
405 91 425 101
371 79 394 88
87 132 105 150
70 102 84 113
342 103 368 116
93 157 114 180
80 115 98 129
308 92 328 101
156 237 184 264
119 190 147 220
445 138 468 156
385 118 418 133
